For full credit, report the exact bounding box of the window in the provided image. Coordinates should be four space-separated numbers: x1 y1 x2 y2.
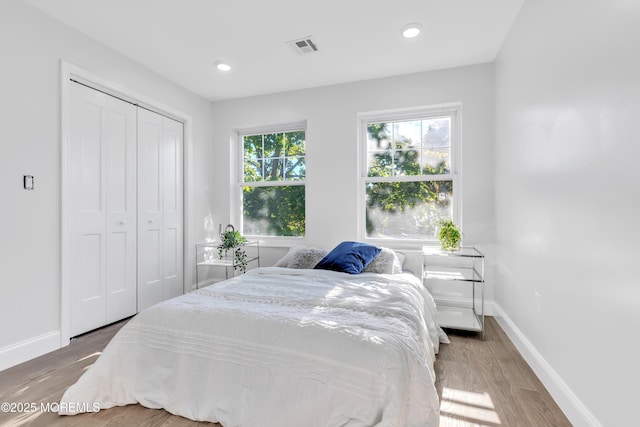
360 106 460 241
239 124 306 237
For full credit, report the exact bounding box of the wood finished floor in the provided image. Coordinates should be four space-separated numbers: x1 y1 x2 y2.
435 319 571 427
0 317 571 427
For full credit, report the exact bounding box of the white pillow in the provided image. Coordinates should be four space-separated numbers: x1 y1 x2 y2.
274 246 329 269
363 247 404 274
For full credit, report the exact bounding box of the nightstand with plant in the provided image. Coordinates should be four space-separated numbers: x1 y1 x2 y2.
423 220 485 339
195 225 260 289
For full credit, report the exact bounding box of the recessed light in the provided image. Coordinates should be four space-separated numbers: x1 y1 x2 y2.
215 61 231 71
401 23 422 39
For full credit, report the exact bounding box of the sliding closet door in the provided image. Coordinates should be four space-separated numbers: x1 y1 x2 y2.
69 83 137 336
137 108 184 311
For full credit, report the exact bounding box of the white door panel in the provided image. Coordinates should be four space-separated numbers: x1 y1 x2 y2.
137 109 183 311
137 111 163 310
105 105 137 324
69 83 137 336
162 118 183 301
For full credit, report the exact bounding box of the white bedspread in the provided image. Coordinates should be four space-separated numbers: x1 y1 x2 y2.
60 267 446 427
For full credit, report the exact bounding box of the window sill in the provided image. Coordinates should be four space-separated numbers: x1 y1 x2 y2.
242 235 306 248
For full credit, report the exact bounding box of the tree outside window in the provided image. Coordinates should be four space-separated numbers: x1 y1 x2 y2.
363 110 458 240
240 129 305 237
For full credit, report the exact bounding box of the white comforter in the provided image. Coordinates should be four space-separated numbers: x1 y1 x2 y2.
60 267 446 427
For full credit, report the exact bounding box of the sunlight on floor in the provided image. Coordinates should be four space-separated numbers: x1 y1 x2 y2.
76 351 102 362
440 387 501 427
7 410 43 427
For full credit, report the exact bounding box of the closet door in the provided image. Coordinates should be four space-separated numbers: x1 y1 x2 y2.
69 83 137 336
137 108 184 311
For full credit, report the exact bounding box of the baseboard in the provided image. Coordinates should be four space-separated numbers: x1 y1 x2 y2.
0 330 61 372
492 304 602 427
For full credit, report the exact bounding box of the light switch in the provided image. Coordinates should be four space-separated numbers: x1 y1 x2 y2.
23 175 34 190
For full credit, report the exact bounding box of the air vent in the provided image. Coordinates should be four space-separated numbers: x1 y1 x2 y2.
287 36 319 55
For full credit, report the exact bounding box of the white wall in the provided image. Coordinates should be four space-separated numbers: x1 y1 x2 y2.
0 0 214 369
210 63 496 302
4 1 632 424
494 1 640 426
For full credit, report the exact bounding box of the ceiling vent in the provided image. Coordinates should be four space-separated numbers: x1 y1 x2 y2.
287 36 319 55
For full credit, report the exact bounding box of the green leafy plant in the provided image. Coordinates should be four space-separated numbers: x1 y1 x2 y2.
217 227 248 273
438 219 462 251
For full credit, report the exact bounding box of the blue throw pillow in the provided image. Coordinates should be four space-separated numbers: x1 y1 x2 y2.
314 241 382 274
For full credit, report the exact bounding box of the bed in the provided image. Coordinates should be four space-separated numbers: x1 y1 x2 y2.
60 243 447 427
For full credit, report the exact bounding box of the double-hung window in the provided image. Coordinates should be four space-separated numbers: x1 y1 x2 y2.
360 105 460 241
238 123 306 237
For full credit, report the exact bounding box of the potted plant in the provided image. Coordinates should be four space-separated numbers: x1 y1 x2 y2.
438 219 462 251
217 225 248 273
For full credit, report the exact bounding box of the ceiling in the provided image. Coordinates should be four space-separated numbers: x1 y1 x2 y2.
25 0 524 101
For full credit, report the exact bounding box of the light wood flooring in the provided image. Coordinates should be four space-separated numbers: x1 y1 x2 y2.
435 319 571 426
0 317 571 427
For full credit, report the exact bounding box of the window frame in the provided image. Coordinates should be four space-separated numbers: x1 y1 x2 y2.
357 104 462 245
234 121 307 242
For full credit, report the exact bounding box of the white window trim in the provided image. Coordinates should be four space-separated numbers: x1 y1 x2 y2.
233 121 307 245
356 103 462 246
